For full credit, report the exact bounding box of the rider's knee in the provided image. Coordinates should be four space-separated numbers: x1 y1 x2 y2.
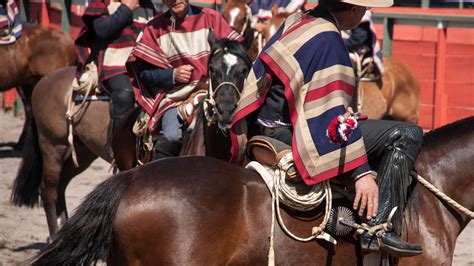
261 126 292 146
386 124 423 162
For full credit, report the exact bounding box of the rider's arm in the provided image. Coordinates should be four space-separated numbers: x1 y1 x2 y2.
343 22 370 52
92 4 133 40
136 58 174 91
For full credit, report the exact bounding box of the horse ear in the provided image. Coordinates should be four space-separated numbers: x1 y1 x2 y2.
208 29 218 52
271 5 279 16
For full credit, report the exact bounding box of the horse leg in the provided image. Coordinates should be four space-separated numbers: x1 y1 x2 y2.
56 141 99 225
39 141 69 240
14 85 33 150
113 107 140 171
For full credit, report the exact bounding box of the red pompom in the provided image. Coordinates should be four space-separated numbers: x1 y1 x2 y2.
326 115 358 144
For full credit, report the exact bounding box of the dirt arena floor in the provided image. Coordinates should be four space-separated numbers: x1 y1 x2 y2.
0 111 472 265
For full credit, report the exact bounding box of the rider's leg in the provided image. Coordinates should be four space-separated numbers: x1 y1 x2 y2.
260 126 292 146
153 107 183 159
104 74 135 157
358 119 423 257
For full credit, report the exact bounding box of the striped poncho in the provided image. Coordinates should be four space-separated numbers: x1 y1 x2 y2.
230 9 368 185
74 0 156 81
127 6 242 131
0 0 22 42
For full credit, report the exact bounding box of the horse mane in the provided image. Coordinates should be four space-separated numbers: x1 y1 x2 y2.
212 39 252 68
422 116 474 148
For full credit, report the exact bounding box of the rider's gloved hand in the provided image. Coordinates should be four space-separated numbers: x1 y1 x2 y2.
354 173 378 220
173 65 194 84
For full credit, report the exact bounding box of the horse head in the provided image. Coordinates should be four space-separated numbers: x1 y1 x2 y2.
222 1 251 36
206 31 252 130
222 1 255 53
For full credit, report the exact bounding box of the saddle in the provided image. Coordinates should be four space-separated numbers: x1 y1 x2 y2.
246 135 299 180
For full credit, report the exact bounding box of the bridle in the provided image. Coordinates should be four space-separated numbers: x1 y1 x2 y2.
203 47 249 126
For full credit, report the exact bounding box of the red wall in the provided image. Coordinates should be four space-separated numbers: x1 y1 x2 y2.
374 8 474 130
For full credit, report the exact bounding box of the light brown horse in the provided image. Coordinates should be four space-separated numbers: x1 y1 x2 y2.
358 57 420 124
32 116 474 265
10 66 112 239
0 25 76 148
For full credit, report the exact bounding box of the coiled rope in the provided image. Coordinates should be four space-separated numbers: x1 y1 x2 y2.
248 153 336 266
66 63 99 167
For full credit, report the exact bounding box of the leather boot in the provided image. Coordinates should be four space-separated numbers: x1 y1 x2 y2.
360 231 422 257
360 126 423 257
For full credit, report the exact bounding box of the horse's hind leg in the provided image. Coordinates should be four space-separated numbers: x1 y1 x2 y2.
14 85 33 150
56 141 98 225
39 140 69 240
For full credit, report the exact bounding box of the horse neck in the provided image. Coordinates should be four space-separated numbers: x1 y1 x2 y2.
203 122 232 161
405 122 474 238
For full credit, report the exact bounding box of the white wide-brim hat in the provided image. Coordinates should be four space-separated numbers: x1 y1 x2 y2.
341 0 393 7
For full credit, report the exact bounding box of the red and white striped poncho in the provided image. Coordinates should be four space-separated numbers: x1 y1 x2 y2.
127 5 243 132
75 0 156 81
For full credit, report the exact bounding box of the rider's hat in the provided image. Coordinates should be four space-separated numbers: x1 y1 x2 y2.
341 0 393 7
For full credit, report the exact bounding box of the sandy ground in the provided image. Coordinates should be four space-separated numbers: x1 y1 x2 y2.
0 111 472 265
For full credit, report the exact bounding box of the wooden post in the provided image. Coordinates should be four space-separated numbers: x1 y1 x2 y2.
41 0 50 26
19 0 29 22
61 0 71 32
434 21 447 128
421 0 430 8
382 17 393 57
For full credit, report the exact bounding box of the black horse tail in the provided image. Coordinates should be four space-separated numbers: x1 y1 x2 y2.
32 171 134 265
10 118 42 207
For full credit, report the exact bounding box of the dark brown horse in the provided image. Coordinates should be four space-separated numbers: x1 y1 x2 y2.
0 25 76 148
32 116 474 265
114 38 252 170
11 37 251 239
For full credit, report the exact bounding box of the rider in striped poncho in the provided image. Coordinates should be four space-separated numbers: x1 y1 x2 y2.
127 0 243 159
231 0 425 258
